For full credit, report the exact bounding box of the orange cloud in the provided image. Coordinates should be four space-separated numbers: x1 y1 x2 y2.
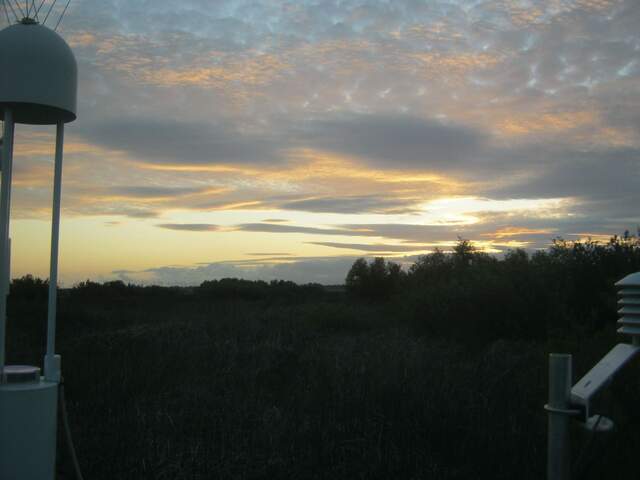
497 110 599 136
67 32 98 47
139 53 291 88
131 147 465 197
409 52 502 77
484 227 555 239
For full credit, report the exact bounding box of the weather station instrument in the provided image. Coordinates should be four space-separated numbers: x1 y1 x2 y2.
545 271 640 480
0 1 79 479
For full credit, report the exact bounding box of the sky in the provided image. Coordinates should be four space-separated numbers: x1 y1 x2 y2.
2 0 640 285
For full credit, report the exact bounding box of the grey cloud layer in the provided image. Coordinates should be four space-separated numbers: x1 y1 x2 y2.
157 223 220 231
279 194 420 214
115 256 363 286
237 223 354 236
299 114 487 169
109 186 208 198
78 118 280 165
308 242 433 253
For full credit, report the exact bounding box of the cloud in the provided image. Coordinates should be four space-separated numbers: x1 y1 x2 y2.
75 111 491 174
117 208 160 219
279 194 419 214
236 223 356 236
336 223 456 243
483 227 555 239
9 0 640 284
156 223 220 231
108 186 207 198
300 113 488 169
114 256 363 285
309 242 433 253
487 146 640 201
77 117 281 166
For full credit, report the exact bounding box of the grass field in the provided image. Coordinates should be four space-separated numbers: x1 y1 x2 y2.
6 281 640 480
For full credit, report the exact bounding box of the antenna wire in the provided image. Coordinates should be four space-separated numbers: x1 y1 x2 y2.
42 0 56 25
53 0 70 31
10 0 23 18
6 0 19 22
34 0 46 19
2 1 12 25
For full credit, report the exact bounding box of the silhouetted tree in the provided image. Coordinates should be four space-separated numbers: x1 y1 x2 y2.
400 234 640 342
346 257 404 299
10 274 48 300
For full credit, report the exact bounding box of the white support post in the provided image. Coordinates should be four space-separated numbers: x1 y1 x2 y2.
547 354 572 480
0 108 14 382
44 120 64 382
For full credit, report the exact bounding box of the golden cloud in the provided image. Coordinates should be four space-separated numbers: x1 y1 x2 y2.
67 32 98 47
496 110 599 136
485 227 555 239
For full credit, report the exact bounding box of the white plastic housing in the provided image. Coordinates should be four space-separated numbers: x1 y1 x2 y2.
616 271 640 341
0 375 58 479
571 343 640 409
0 22 77 125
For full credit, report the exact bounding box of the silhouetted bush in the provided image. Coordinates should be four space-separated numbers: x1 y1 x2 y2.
345 257 405 299
198 277 325 303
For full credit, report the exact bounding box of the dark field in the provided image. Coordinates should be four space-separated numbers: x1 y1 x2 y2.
6 237 640 479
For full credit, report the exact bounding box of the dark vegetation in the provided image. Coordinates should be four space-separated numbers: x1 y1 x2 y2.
6 233 640 479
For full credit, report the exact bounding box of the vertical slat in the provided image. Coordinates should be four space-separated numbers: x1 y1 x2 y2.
617 276 640 345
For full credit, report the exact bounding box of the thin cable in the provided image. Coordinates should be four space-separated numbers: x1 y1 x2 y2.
59 379 85 480
33 0 45 19
53 0 69 31
2 1 12 25
4 1 17 23
10 0 23 18
572 415 602 479
2 2 8 25
41 0 56 25
572 389 615 480
6 0 19 22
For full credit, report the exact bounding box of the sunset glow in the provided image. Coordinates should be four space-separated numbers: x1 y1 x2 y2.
4 0 639 285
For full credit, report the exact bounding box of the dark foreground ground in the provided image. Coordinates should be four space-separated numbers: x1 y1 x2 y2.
6 281 640 480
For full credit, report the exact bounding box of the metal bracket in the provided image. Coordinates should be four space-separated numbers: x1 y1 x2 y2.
544 404 582 417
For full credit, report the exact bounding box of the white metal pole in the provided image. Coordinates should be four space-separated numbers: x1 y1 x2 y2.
44 120 64 382
547 353 572 480
0 108 14 382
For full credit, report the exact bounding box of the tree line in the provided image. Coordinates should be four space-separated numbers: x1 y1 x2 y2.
345 231 640 342
8 231 640 343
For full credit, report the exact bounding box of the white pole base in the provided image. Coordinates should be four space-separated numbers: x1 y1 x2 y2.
0 370 58 480
44 353 61 382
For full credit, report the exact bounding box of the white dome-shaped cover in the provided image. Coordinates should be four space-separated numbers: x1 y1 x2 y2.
0 22 77 125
